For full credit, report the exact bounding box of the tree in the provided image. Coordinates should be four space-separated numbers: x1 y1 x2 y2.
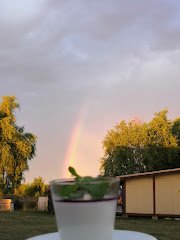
101 109 180 176
101 119 148 176
171 118 180 146
144 110 179 171
30 177 47 197
0 96 37 193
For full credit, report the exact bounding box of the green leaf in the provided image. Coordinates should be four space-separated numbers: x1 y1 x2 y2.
57 184 78 198
68 166 80 178
84 181 109 199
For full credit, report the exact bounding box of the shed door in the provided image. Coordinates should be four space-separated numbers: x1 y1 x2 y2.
156 173 180 215
126 177 153 214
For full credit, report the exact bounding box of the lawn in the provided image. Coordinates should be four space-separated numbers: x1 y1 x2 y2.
0 211 180 240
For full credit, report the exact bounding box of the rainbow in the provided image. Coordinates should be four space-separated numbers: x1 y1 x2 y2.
62 107 86 178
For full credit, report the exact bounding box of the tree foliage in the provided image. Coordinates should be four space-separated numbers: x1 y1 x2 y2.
171 118 180 146
14 177 47 197
0 96 37 193
101 109 180 176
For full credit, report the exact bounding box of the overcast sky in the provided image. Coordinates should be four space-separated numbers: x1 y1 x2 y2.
0 0 180 183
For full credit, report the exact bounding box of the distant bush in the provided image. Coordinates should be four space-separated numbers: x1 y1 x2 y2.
14 177 48 198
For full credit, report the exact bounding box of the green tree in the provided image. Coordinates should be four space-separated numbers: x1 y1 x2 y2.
101 119 148 176
0 96 37 193
171 118 180 146
144 110 179 171
30 177 47 197
101 110 180 176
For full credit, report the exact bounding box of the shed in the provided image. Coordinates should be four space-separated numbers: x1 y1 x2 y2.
118 168 180 217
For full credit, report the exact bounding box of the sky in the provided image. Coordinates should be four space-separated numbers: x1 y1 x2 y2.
0 0 180 183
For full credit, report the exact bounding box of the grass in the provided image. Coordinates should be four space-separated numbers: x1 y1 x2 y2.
115 215 180 240
0 211 180 240
0 211 57 240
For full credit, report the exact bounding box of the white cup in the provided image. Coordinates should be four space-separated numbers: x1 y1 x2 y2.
50 177 119 240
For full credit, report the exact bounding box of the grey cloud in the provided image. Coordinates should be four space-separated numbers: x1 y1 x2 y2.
0 0 179 91
0 0 180 107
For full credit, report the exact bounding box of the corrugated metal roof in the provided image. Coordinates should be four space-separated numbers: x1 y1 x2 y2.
117 167 180 179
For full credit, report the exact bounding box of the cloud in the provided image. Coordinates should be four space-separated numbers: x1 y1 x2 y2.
0 0 45 21
0 0 179 116
0 0 179 88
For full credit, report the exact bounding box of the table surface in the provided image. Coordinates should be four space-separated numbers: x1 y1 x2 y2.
26 230 157 240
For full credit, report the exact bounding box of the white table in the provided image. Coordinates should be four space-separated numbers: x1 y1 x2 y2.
26 230 157 240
